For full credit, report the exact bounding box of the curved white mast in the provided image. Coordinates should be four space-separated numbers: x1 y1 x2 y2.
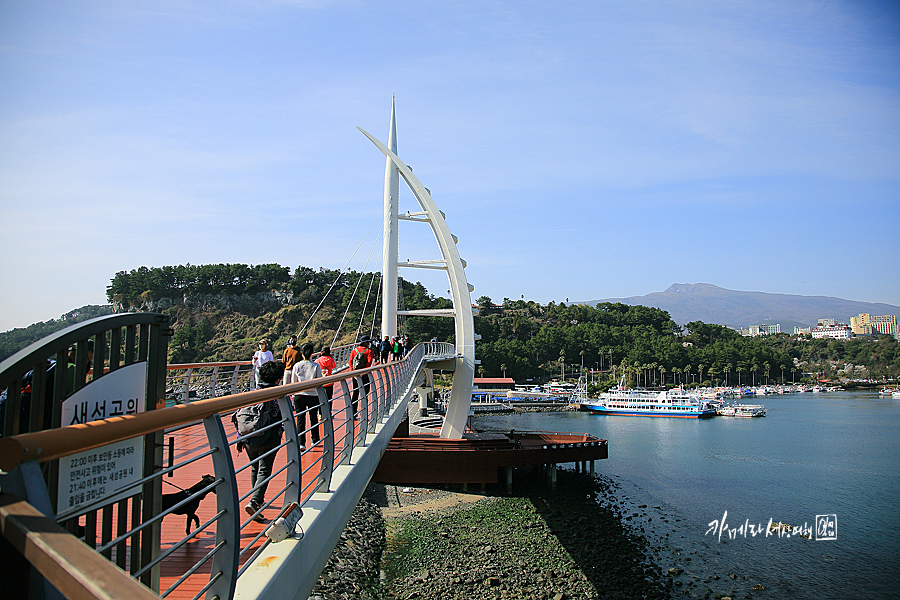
360 116 475 439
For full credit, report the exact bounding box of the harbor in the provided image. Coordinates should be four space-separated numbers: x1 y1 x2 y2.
470 389 900 600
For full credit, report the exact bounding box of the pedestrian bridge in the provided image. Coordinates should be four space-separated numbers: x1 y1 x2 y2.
0 311 459 600
0 104 599 600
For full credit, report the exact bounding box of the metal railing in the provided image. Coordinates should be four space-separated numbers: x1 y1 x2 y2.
163 342 363 404
165 362 253 404
0 313 171 594
1 331 456 600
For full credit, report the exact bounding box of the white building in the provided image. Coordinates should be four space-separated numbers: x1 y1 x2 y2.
811 324 852 340
746 324 781 336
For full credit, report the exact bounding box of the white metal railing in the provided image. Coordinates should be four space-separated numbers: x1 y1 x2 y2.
165 362 254 404
163 341 373 404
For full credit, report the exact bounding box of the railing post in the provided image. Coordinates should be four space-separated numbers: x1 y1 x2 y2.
202 414 239 600
275 395 301 505
369 370 383 429
315 387 333 492
182 368 192 404
231 365 240 395
337 379 353 465
383 367 395 423
356 374 369 447
379 368 390 421
209 366 220 400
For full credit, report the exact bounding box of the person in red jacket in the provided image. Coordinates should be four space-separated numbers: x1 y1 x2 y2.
315 345 337 404
347 335 374 419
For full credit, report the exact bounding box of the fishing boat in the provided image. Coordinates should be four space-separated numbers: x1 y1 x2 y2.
573 376 717 418
718 403 767 417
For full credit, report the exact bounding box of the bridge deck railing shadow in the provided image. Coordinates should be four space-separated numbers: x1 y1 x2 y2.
0 315 455 600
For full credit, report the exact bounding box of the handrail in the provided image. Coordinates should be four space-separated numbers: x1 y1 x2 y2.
0 363 391 472
0 342 460 472
0 492 161 600
162 341 361 403
166 361 250 369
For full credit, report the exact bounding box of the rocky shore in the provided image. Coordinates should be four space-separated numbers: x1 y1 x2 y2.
310 468 674 600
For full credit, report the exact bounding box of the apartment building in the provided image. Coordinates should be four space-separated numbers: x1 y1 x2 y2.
850 313 898 336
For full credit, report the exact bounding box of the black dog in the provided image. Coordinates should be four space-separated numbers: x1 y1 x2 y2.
162 474 217 535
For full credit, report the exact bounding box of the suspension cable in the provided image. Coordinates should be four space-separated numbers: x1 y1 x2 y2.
297 212 382 338
330 226 382 346
397 276 407 335
354 272 379 343
369 272 382 339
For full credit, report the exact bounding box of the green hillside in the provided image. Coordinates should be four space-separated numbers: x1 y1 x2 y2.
0 305 114 362
106 263 454 364
3 265 897 388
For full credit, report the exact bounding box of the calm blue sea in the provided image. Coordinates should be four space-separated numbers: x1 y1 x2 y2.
473 391 900 599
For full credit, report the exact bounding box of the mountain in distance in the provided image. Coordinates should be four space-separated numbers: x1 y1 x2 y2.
579 283 900 329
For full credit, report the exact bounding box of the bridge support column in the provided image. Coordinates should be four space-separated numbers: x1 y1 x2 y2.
440 356 474 439
416 384 431 417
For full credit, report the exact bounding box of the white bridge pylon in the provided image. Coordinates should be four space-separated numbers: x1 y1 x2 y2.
358 108 475 439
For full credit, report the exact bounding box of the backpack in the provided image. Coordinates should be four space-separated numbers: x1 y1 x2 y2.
232 401 280 447
352 348 368 370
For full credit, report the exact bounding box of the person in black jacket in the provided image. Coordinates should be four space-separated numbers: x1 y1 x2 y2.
239 360 284 523
379 336 391 364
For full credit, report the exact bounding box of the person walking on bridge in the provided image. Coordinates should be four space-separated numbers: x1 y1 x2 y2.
235 360 284 523
379 335 391 364
289 343 322 449
348 335 374 419
251 340 273 388
281 337 300 384
315 345 336 405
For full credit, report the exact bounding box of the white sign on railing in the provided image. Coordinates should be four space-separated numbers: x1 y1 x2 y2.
57 363 146 515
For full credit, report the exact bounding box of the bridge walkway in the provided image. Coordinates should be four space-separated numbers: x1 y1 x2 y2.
0 312 456 600
157 392 360 599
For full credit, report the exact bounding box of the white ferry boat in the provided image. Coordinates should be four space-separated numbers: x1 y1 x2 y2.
574 377 717 418
718 404 767 417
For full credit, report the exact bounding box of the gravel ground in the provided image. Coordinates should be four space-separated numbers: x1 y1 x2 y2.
310 468 675 600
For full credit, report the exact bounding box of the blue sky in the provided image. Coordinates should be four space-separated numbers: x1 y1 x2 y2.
2 1 899 332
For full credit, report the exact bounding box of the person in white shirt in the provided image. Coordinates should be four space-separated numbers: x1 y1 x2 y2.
251 340 274 387
289 343 322 448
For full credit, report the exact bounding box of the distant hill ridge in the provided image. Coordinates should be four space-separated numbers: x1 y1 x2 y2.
579 283 900 329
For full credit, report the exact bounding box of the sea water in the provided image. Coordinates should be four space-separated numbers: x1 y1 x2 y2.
472 391 900 599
